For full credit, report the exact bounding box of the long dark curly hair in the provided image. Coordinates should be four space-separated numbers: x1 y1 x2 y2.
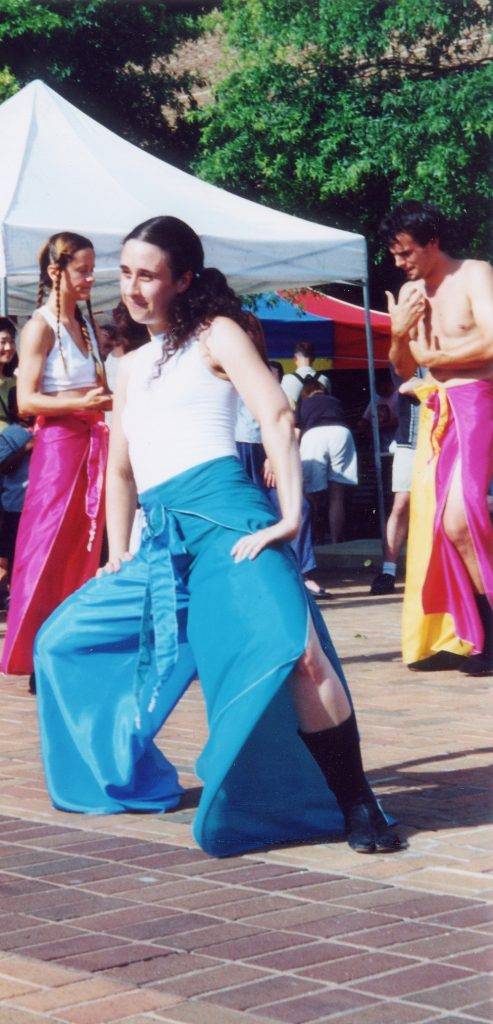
122 217 250 368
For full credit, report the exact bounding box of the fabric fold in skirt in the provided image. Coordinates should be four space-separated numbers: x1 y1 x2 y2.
35 456 351 857
402 380 493 666
2 411 108 676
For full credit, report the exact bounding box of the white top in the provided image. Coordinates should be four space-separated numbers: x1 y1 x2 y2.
122 334 239 492
37 305 99 393
281 365 331 408
105 351 121 393
235 398 261 444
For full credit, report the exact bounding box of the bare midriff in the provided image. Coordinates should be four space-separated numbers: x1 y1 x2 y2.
42 385 98 400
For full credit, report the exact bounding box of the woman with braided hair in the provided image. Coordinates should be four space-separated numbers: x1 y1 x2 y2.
33 216 401 857
1 232 111 687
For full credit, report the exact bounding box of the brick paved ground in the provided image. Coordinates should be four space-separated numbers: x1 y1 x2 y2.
0 567 491 1024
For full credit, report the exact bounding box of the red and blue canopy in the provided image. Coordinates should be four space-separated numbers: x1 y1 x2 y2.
252 290 390 370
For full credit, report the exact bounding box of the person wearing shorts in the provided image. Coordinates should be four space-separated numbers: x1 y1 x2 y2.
297 378 357 543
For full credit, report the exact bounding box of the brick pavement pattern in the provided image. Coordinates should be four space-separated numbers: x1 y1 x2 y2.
0 569 491 1023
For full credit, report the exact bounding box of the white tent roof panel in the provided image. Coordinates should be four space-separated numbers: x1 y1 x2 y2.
0 81 367 312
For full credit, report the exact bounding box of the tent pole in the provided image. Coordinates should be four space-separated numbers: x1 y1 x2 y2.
362 278 386 551
0 276 7 316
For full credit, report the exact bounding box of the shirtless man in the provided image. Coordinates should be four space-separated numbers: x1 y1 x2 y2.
380 200 493 674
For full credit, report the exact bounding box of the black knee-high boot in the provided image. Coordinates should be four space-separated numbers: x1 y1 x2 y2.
298 712 400 853
461 594 493 676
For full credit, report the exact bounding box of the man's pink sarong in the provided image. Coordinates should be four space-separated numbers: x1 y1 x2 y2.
403 380 493 664
1 412 108 675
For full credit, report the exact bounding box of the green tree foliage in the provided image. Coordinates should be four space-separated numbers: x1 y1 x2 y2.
0 64 17 104
194 0 492 284
0 0 208 165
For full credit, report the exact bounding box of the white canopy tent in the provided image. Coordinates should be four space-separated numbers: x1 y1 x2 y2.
0 79 385 539
0 80 370 310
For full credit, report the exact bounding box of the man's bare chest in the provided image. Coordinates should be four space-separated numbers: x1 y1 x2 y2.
423 286 476 345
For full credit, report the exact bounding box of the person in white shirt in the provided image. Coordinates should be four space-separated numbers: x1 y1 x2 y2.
281 341 331 410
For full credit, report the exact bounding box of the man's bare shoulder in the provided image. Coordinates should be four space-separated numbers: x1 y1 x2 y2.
461 259 493 283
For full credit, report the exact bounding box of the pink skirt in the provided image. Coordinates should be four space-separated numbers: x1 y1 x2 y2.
1 412 108 675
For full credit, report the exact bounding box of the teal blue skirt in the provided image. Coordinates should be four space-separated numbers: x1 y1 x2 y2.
35 456 351 856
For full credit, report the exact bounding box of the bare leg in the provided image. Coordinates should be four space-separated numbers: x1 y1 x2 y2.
443 460 493 674
328 482 345 543
292 616 351 730
443 460 483 593
385 491 410 563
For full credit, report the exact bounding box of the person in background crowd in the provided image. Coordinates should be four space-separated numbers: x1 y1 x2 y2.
370 366 424 595
1 232 111 691
357 372 398 453
0 423 34 609
34 215 400 856
266 359 331 599
298 377 357 544
235 324 329 598
0 318 18 432
382 200 493 675
0 318 19 597
281 340 331 410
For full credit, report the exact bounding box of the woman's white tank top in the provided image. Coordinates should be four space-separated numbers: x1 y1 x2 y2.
122 335 239 492
37 305 99 393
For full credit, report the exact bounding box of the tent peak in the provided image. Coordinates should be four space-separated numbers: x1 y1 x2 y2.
12 78 47 97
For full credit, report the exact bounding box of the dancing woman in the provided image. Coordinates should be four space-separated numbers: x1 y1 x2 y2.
1 232 110 681
34 216 400 857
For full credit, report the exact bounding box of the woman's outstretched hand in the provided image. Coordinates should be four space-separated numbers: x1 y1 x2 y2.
81 386 113 411
96 552 133 577
231 520 297 563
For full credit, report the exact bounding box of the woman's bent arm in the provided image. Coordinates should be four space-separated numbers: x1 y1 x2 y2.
207 317 302 539
105 356 137 564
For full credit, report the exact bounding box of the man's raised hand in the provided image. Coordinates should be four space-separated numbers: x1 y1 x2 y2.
386 288 426 339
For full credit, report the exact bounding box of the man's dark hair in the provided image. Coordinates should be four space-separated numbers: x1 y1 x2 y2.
380 201 449 248
293 340 315 361
0 317 16 339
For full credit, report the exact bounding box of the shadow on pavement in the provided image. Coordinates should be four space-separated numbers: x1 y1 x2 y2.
369 746 493 831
